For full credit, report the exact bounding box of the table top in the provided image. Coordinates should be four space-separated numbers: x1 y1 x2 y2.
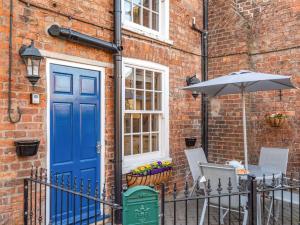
242 164 282 180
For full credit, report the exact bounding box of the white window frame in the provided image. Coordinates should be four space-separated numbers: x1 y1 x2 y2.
122 58 170 173
121 0 172 44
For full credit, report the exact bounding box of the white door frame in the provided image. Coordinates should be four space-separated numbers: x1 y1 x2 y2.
46 58 106 223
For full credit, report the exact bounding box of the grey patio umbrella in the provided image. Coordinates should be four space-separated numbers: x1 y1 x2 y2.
183 70 296 169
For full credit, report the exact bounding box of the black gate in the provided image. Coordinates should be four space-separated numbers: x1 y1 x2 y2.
23 167 121 225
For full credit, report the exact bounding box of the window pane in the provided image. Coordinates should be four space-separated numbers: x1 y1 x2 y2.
154 72 161 90
145 71 153 90
146 91 153 110
152 0 159 12
136 68 144 89
136 90 144 110
152 114 159 131
124 135 131 156
27 59 33 76
143 8 150 28
132 114 141 133
125 89 134 110
143 0 150 8
152 12 159 31
124 114 131 133
32 59 40 76
133 4 141 25
152 133 159 151
143 134 150 153
123 65 165 158
133 135 141 154
124 0 132 21
154 92 162 110
142 114 150 132
125 67 134 88
133 0 141 4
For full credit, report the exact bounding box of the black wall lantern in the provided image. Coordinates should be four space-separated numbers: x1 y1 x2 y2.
19 40 43 86
186 75 200 98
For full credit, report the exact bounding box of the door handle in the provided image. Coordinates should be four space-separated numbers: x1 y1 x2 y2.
96 141 102 154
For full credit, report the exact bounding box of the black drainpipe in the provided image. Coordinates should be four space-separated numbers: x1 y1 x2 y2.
192 0 209 157
202 0 209 158
48 25 120 53
114 0 123 223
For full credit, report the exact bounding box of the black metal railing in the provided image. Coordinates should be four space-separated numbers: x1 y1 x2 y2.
160 174 300 225
24 168 300 225
24 167 121 225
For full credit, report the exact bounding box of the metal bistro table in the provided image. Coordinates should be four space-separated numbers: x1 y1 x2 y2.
240 165 282 225
248 165 282 181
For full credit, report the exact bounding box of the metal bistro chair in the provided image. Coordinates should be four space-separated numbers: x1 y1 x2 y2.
198 163 248 225
265 181 300 225
259 147 289 224
259 147 289 175
184 148 208 196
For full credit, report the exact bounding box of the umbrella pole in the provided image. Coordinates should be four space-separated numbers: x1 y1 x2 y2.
242 90 248 169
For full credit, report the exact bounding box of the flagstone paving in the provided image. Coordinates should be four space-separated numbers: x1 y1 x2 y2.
163 196 299 225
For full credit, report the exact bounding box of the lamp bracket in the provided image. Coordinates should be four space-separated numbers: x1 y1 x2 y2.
186 74 200 86
19 45 27 56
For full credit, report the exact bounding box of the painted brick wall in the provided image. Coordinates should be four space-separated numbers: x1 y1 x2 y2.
208 0 300 171
0 0 202 223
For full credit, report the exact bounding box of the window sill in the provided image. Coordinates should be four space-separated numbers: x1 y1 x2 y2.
122 155 172 174
122 23 174 45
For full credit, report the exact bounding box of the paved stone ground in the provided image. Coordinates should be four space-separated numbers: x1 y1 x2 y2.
163 199 243 225
163 198 300 225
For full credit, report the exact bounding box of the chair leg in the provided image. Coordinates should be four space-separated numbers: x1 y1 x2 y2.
257 194 262 225
242 209 248 225
266 199 273 225
190 182 197 197
220 208 225 225
274 199 280 222
199 199 208 225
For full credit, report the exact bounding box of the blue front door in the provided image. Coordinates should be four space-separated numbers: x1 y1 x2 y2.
50 63 101 223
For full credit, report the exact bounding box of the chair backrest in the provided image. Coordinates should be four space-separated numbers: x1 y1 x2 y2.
199 162 246 209
184 148 207 182
259 147 289 174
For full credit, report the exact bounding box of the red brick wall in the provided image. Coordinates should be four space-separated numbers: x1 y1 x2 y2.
0 0 202 223
208 0 300 171
1 0 298 223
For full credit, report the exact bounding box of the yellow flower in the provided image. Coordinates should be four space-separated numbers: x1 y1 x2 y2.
146 164 151 169
133 169 140 174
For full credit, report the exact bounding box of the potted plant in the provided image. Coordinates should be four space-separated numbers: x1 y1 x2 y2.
15 139 40 156
265 113 288 127
126 160 173 187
